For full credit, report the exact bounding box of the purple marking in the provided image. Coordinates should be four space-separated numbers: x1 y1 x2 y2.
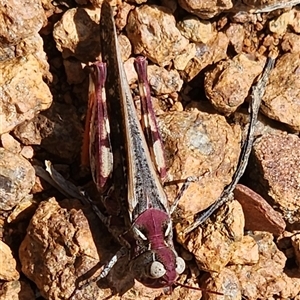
90 62 112 191
134 57 167 180
134 208 177 288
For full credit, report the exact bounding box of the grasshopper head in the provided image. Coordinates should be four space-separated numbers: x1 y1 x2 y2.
130 208 185 288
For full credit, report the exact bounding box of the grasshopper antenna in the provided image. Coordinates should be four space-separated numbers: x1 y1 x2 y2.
175 281 224 295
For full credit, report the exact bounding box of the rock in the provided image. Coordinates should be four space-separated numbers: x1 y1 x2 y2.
89 0 118 7
13 115 45 146
124 57 138 85
230 10 257 24
0 280 35 300
262 52 300 131
15 103 82 162
229 235 259 265
53 7 101 62
225 23 245 54
291 233 300 268
0 241 19 281
276 231 295 260
233 108 285 139
124 282 161 299
182 32 229 81
130 0 147 4
75 0 89 5
158 280 203 300
0 0 46 44
19 198 105 299
0 148 35 210
147 65 183 95
269 9 300 35
0 33 49 70
178 0 233 19
118 34 132 62
201 268 241 300
173 43 196 71
177 16 216 44
115 2 134 30
204 53 265 115
269 10 294 35
249 132 300 224
7 195 37 223
177 201 245 272
0 133 21 154
242 0 280 7
63 58 85 85
39 103 83 163
234 184 286 235
16 34 50 71
157 109 241 217
31 173 46 194
20 146 34 160
0 0 49 75
281 268 300 299
0 55 52 134
228 232 293 299
38 0 58 34
281 32 300 53
291 9 300 33
126 5 189 66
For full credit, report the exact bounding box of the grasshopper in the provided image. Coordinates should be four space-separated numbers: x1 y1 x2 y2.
42 1 274 296
82 2 275 293
82 0 186 289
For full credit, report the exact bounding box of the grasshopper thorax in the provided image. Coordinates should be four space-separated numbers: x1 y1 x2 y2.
129 208 185 288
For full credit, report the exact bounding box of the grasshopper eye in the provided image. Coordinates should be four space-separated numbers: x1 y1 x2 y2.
150 261 166 278
175 257 185 274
